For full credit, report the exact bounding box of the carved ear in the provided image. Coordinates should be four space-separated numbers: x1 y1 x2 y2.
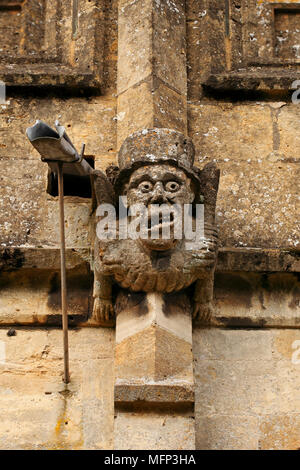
199 162 220 225
91 169 116 209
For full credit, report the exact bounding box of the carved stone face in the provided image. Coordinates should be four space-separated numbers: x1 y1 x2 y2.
125 164 195 251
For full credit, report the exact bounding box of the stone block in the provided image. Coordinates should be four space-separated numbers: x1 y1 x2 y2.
118 0 186 95
117 0 153 94
272 329 300 362
152 0 186 95
152 79 187 133
101 0 118 95
193 328 300 449
189 103 299 248
0 158 48 246
195 358 281 416
193 328 273 362
278 105 300 159
0 0 105 88
0 328 114 449
216 248 300 273
0 246 92 326
117 78 187 148
117 0 187 144
115 411 195 450
216 160 298 249
186 0 210 100
115 292 194 403
196 415 259 450
115 325 193 384
199 0 300 90
0 266 92 326
0 96 116 160
0 247 90 272
43 197 92 248
117 81 154 149
0 156 93 248
0 93 117 249
213 272 300 328
116 292 192 344
189 103 273 163
115 383 194 404
259 414 300 450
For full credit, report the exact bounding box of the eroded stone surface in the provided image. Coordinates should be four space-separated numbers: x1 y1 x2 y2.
194 328 300 450
213 272 300 328
189 103 300 249
0 328 114 449
115 325 193 383
118 0 186 95
0 0 105 88
0 0 299 452
115 411 195 450
117 0 187 146
0 95 116 248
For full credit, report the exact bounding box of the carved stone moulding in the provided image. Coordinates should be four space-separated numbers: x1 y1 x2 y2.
0 0 104 88
204 0 300 90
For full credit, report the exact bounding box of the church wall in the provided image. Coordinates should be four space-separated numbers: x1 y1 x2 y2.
0 0 299 449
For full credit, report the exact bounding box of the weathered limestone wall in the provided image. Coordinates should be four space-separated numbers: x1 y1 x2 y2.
189 102 299 249
187 1 300 450
194 329 300 450
0 0 118 450
0 0 299 450
2 97 297 249
0 96 116 248
0 328 114 449
186 0 299 250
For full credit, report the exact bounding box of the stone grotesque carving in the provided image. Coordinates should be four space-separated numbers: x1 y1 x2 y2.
92 128 220 325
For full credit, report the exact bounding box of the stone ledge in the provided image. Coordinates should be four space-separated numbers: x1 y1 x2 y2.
216 248 300 273
205 71 300 91
0 246 299 272
195 271 300 329
0 247 91 271
0 252 93 327
114 382 195 404
0 247 298 328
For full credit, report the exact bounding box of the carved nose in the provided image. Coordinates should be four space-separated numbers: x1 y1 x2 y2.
150 182 167 204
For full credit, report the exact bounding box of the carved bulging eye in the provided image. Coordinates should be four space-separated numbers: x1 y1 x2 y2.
165 181 180 192
138 181 153 193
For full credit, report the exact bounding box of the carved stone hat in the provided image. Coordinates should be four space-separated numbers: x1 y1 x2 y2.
114 128 201 193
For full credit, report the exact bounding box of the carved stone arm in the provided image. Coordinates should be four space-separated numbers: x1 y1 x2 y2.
92 270 114 324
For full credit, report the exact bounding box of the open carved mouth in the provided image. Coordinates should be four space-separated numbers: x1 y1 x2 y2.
147 211 175 231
